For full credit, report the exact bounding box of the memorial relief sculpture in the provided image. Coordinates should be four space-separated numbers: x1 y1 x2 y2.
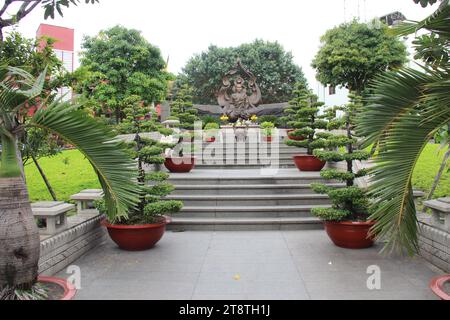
217 59 262 122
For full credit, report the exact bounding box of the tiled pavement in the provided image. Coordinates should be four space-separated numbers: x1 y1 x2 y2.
57 230 443 300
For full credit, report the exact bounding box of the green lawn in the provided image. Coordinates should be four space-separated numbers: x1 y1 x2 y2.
25 149 100 202
23 144 449 202
412 143 449 198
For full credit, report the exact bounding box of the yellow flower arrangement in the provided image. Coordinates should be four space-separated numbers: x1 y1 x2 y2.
250 114 258 122
220 115 229 122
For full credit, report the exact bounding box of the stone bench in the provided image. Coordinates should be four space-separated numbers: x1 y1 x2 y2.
70 189 103 214
423 197 450 233
32 201 75 235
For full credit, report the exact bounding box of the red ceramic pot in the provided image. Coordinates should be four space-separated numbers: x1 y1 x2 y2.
205 137 216 143
103 217 170 251
287 129 305 141
323 220 376 249
429 275 450 300
37 276 77 300
262 136 272 143
164 156 195 173
293 155 326 171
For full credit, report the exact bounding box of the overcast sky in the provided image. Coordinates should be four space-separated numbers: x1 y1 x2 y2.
5 0 436 87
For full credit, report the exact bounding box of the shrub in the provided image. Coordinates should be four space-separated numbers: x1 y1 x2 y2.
311 94 372 222
95 97 182 224
260 121 275 136
284 83 331 155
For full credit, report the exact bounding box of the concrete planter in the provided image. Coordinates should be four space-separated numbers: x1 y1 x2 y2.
37 276 77 300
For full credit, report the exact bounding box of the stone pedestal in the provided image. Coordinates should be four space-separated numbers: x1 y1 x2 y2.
424 197 450 233
32 201 75 235
70 189 103 214
221 125 260 142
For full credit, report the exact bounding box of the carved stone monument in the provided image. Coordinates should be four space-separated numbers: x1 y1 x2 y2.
217 59 262 122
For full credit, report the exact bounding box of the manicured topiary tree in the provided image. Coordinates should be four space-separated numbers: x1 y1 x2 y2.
170 84 199 130
284 83 331 171
311 94 371 222
99 96 182 224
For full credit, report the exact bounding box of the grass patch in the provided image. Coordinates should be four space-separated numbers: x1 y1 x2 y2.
412 143 449 198
25 149 100 202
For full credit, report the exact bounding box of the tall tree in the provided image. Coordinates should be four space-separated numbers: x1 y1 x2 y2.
176 40 307 104
79 25 170 123
312 19 408 94
357 0 450 254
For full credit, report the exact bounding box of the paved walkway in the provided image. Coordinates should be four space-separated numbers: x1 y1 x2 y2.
58 230 442 300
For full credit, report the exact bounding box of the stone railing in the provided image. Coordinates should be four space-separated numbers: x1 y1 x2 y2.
418 197 450 273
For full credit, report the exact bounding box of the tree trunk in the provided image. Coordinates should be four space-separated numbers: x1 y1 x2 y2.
0 176 40 290
0 133 40 290
31 154 57 201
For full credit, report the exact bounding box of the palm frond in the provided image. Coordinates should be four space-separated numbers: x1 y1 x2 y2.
368 113 441 254
30 99 140 222
357 67 431 147
392 0 450 37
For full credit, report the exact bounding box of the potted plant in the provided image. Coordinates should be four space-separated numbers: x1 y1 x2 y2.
285 83 329 171
311 94 374 249
260 121 275 143
170 84 199 130
97 97 183 251
164 138 196 173
204 122 220 142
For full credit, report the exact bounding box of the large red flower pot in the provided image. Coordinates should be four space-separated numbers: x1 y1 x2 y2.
429 275 450 300
324 221 376 249
205 137 216 143
262 136 272 143
164 156 195 173
293 155 326 171
287 129 305 141
37 276 77 300
103 217 170 251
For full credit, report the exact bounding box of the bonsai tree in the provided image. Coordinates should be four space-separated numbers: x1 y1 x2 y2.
97 96 182 225
311 94 372 222
0 65 140 298
170 84 199 130
284 83 331 170
204 122 220 141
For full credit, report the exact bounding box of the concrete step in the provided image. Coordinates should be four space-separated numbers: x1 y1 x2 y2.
198 155 301 161
168 173 334 185
165 194 331 206
173 204 330 218
166 216 323 231
194 163 297 169
172 183 344 195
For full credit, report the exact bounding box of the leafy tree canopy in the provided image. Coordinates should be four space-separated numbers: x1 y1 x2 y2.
77 25 171 122
175 39 307 104
312 19 408 94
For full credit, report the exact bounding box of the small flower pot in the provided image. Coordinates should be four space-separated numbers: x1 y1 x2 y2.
205 137 216 143
429 275 450 300
164 156 196 173
323 220 376 249
103 217 170 251
287 129 305 141
37 276 77 300
293 155 326 171
262 136 272 143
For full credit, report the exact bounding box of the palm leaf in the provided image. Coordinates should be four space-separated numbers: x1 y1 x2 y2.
30 99 140 222
392 0 450 37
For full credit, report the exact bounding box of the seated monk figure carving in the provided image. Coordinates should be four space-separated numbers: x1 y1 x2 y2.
217 60 261 123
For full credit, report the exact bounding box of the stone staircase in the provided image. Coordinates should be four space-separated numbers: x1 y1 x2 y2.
165 131 342 231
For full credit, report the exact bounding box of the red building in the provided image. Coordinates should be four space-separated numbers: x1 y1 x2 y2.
36 24 75 100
